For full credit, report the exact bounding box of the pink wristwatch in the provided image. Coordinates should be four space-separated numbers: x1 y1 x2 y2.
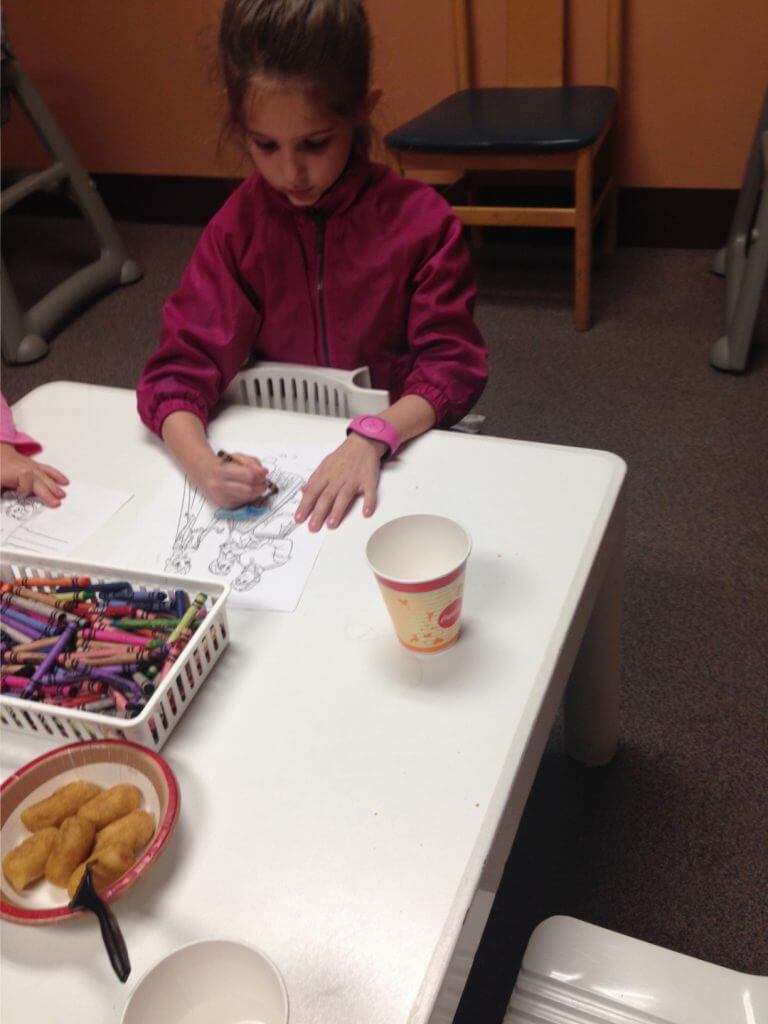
346 415 401 459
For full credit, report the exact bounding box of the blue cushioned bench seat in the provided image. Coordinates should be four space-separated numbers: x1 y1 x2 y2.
385 87 616 154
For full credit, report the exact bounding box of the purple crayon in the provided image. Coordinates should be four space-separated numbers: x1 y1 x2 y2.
1 606 54 637
0 616 39 642
22 620 79 700
2 593 79 627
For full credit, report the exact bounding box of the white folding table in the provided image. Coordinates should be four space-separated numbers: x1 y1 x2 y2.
0 382 625 1024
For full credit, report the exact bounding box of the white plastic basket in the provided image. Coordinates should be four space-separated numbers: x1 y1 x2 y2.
0 551 230 751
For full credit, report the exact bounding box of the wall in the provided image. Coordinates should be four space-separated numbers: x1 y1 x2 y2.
3 1 767 189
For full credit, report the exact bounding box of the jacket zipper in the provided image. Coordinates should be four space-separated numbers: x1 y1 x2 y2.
313 211 330 366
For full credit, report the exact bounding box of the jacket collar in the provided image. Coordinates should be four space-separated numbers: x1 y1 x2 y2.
256 151 374 219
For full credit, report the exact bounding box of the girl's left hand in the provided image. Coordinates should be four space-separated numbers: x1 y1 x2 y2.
295 433 387 531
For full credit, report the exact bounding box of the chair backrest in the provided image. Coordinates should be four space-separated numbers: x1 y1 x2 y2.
452 0 623 94
223 362 390 418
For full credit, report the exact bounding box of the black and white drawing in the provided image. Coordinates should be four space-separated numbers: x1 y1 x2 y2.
166 460 305 592
120 440 335 611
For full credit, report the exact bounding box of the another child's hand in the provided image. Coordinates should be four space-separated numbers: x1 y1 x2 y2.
196 449 271 509
0 443 69 508
295 433 387 531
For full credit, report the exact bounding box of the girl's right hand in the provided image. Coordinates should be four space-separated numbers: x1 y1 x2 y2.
195 450 271 509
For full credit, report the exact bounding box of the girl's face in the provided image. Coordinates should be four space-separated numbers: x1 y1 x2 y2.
243 81 357 207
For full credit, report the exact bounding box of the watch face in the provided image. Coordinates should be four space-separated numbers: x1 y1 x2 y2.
360 416 385 434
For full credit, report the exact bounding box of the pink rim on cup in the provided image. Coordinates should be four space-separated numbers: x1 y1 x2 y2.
366 514 471 653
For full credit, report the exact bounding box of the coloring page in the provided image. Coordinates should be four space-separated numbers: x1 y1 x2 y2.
115 442 336 611
0 481 133 556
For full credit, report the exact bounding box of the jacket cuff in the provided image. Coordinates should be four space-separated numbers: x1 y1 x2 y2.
401 382 452 428
4 434 43 457
152 397 209 437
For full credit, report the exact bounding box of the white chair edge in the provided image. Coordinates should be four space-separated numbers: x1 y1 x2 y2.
505 915 768 1024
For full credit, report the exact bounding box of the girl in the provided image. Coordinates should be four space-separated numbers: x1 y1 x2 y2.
137 0 487 531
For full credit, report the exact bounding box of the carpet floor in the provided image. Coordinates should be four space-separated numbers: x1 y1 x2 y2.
3 214 767 1021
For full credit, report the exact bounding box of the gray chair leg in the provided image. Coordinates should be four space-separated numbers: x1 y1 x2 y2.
711 247 726 276
0 256 49 363
710 86 768 372
1 40 142 364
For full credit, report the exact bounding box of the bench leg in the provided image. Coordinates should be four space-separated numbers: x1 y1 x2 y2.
602 126 619 257
574 148 594 331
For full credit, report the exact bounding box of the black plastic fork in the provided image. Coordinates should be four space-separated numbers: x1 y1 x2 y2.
69 864 131 982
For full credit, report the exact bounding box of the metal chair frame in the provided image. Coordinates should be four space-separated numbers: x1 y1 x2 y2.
1 33 141 364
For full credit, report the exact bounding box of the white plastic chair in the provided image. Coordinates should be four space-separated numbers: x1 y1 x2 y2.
505 915 768 1024
223 361 486 432
222 363 389 417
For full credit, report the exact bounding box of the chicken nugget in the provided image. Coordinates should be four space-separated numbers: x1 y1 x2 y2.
45 815 96 888
2 827 58 891
67 843 136 900
77 784 141 830
21 781 101 832
94 809 154 854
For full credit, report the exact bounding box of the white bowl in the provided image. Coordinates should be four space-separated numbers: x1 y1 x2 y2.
121 938 289 1024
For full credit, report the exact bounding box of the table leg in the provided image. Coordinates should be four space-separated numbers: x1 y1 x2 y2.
564 514 624 766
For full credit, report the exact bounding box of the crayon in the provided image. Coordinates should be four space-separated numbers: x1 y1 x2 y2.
79 627 152 647
1 606 54 637
2 650 44 665
1 576 206 723
91 582 134 595
1 592 81 625
11 635 56 649
109 686 144 717
111 618 179 631
58 695 116 712
22 620 79 699
0 617 38 642
168 593 207 644
12 576 91 588
82 698 117 712
129 670 156 696
6 587 77 608
1 679 77 698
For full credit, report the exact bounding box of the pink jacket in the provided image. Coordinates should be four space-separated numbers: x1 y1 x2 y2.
137 156 487 434
1 395 41 456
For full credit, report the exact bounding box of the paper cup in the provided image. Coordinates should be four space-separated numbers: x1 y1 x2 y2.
121 938 289 1024
366 514 471 653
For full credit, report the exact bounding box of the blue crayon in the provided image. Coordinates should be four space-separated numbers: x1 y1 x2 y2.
92 582 134 595
174 590 189 618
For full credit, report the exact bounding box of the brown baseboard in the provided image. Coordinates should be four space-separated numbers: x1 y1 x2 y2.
1 170 738 248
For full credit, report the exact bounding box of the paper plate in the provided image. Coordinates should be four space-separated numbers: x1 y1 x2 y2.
1 739 179 924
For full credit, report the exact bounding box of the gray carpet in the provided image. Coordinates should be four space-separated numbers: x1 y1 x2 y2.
3 214 767 1021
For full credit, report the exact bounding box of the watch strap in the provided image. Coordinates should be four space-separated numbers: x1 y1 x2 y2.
346 415 401 458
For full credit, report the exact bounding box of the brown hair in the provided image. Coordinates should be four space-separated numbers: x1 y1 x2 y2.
219 0 372 140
